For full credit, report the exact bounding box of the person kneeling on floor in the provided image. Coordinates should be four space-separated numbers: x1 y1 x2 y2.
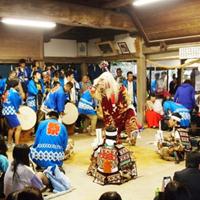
158 113 191 164
30 111 68 169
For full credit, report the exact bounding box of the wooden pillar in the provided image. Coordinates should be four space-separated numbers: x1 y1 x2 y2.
80 62 88 77
178 59 186 84
135 36 146 125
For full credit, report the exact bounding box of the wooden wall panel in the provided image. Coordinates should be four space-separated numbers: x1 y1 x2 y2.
0 25 44 61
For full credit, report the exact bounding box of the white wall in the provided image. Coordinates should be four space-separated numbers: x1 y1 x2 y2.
114 34 136 54
87 34 136 57
44 34 136 57
44 39 77 57
87 38 101 57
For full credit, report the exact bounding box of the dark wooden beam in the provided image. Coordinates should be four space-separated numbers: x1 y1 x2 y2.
45 53 137 64
126 7 149 44
0 0 136 31
45 25 73 42
102 0 133 9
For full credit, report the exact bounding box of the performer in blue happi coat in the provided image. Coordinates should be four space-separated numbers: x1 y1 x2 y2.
27 71 44 112
64 82 73 103
17 59 31 93
0 76 6 96
2 79 22 146
78 89 97 135
30 111 68 168
43 81 65 115
163 100 191 128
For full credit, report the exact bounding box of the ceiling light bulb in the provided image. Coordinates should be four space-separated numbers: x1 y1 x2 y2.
1 18 56 29
133 0 165 6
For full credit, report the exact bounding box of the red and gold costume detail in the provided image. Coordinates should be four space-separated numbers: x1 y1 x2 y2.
101 86 141 145
87 140 137 185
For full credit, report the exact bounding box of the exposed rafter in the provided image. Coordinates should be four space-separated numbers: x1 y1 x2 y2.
0 0 136 31
102 0 133 9
45 25 73 42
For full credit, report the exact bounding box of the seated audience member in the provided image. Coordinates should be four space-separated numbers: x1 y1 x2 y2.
163 100 191 128
6 191 18 200
145 94 163 128
99 192 122 200
174 79 195 111
17 187 43 200
190 95 200 135
4 144 48 198
6 187 43 200
173 151 200 200
30 111 68 169
154 181 191 200
78 88 98 136
0 137 9 198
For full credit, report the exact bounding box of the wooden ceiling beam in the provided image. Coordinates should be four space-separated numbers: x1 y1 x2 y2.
102 0 133 9
126 7 149 43
0 0 136 31
45 25 73 42
45 53 137 64
144 41 200 55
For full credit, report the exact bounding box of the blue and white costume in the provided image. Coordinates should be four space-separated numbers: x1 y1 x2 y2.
78 90 96 115
163 100 191 128
0 78 6 96
43 86 65 114
2 88 22 128
27 79 44 111
17 67 31 92
30 118 68 168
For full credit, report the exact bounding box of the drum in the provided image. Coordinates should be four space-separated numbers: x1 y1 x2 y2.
17 106 37 131
62 103 78 125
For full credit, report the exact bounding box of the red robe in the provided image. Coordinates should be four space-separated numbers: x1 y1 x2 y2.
101 86 141 140
145 110 162 128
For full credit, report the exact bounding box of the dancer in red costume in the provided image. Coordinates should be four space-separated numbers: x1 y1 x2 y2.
93 71 141 145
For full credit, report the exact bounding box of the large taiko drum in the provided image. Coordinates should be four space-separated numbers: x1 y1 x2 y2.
62 103 78 125
62 103 78 136
17 106 37 131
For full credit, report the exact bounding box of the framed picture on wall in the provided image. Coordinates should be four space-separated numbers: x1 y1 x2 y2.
77 42 87 56
117 42 130 54
96 41 116 56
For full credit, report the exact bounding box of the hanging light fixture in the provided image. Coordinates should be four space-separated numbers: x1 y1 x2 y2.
133 0 165 6
1 18 56 29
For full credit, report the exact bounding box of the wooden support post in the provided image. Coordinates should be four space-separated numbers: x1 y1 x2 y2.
80 62 88 77
136 36 146 125
178 59 186 85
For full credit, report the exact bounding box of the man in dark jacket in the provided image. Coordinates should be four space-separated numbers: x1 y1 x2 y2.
173 151 200 200
174 79 195 110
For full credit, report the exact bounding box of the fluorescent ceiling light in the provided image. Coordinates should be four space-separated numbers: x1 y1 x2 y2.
1 18 56 28
133 0 165 6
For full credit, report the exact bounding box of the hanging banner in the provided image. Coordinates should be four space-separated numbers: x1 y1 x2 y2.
179 47 200 59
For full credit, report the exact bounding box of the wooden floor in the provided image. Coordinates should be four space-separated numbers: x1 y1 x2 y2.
35 129 184 200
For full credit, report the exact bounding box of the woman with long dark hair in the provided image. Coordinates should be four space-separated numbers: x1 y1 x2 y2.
4 144 48 198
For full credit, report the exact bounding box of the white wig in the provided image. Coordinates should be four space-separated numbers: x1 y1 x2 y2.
93 72 119 102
